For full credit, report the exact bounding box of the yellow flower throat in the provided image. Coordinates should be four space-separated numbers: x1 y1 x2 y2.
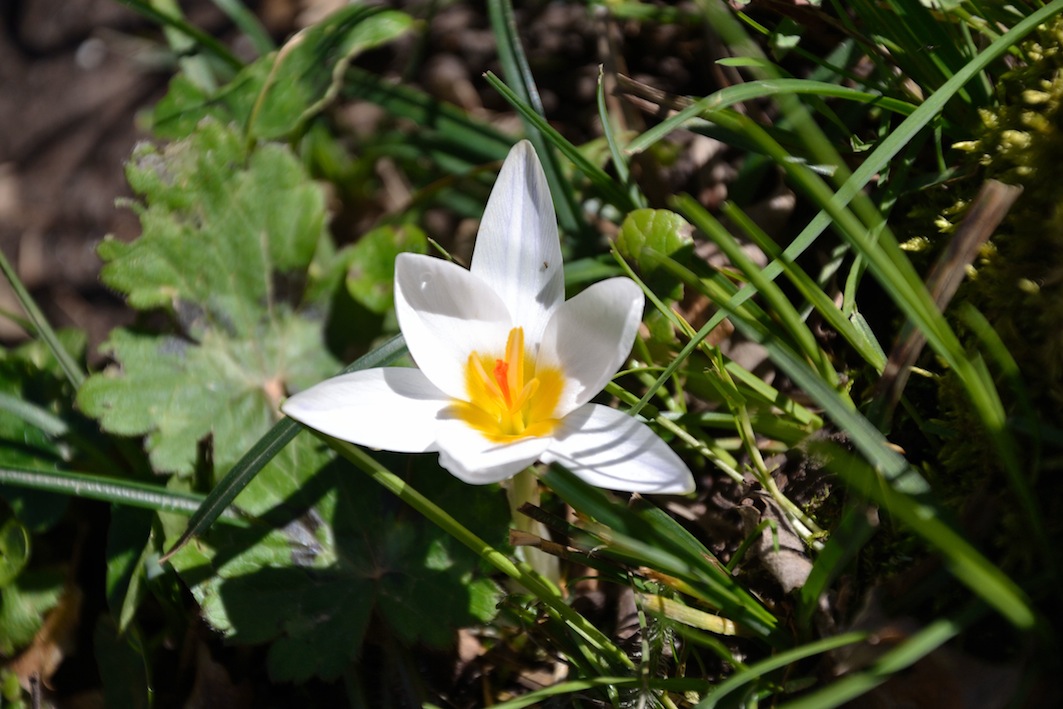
456 327 562 442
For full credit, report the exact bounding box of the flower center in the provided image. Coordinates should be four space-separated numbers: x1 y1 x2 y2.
455 327 563 442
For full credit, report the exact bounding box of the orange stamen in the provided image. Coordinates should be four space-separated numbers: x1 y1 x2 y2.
493 359 511 407
455 326 564 442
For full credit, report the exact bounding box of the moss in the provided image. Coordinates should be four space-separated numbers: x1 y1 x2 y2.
874 19 1063 579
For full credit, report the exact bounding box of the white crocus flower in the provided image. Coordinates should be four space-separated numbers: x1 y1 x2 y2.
282 141 694 494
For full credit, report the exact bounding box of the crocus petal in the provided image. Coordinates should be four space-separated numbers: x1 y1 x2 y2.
281 368 447 453
537 278 644 417
470 140 564 348
395 253 512 399
435 415 552 484
542 404 695 494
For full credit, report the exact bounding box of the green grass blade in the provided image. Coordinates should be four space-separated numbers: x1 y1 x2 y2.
627 79 918 156
596 67 646 209
0 248 84 389
487 0 584 236
721 200 887 371
116 0 242 71
778 601 985 709
484 72 636 213
344 67 513 164
657 253 1035 627
333 440 634 674
678 197 840 384
162 334 408 560
642 2 1057 555
544 466 778 637
812 444 1035 630
0 464 246 523
695 631 867 708
958 303 1037 467
0 392 70 438
638 0 1063 344
210 0 274 55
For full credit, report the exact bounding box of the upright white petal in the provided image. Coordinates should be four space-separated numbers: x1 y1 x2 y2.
395 253 512 400
435 416 552 484
281 368 447 453
537 278 644 417
543 404 695 494
471 141 564 348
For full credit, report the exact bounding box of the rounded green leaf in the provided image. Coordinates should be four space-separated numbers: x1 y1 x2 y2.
0 518 29 587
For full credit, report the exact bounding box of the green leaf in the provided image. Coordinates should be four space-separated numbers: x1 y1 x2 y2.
0 517 29 586
105 507 154 632
0 333 87 531
165 453 505 682
345 225 427 314
151 6 413 141
0 569 64 656
78 121 339 478
616 208 693 303
160 334 408 561
616 208 694 273
151 71 246 139
80 324 333 477
94 616 151 709
247 6 413 140
97 125 325 334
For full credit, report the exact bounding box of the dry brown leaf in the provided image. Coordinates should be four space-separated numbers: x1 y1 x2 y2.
9 585 82 692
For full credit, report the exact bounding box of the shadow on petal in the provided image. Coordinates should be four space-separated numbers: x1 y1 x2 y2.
545 405 694 494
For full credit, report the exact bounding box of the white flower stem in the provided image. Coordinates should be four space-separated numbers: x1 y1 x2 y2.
506 467 561 586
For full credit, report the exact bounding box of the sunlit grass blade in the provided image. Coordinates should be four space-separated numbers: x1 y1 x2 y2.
650 249 1037 627
543 466 779 639
810 443 1035 630
487 0 584 236
778 601 985 709
0 248 84 390
0 464 246 523
596 67 646 210
329 439 635 675
643 2 1055 559
116 0 242 70
694 0 890 244
656 255 915 479
162 334 408 560
344 67 513 164
627 79 918 156
210 0 274 55
613 250 823 433
637 0 1063 362
720 200 887 371
678 198 840 385
831 0 991 122
694 631 867 708
484 71 636 213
